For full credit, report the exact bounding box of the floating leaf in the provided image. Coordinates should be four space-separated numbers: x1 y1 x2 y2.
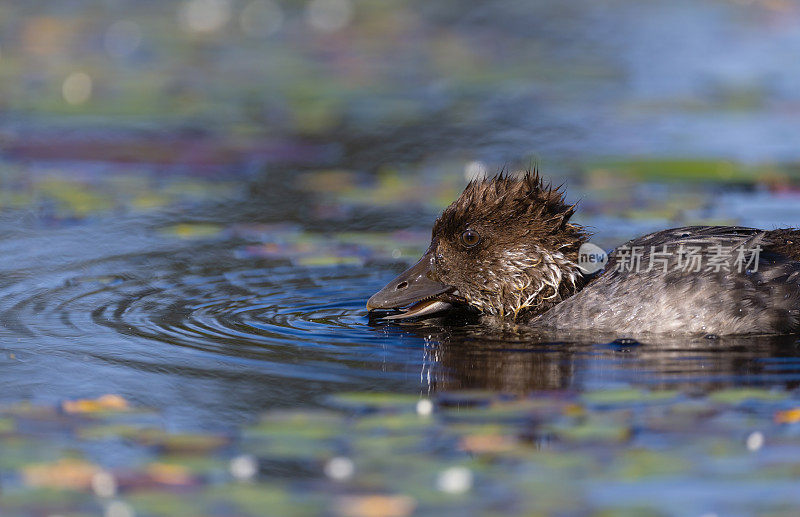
127 490 204 517
547 416 631 444
775 408 800 424
582 388 679 406
330 392 423 411
296 256 363 267
158 223 224 239
22 458 99 490
145 462 197 486
333 495 417 517
62 394 129 414
458 434 517 454
131 428 229 453
709 388 787 404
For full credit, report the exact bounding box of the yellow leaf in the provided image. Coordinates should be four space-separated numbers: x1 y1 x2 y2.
775 407 800 424
62 394 129 414
334 495 416 517
23 458 99 490
146 462 195 486
458 434 516 454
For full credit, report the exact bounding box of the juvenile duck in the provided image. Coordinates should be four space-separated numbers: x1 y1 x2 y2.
367 171 800 335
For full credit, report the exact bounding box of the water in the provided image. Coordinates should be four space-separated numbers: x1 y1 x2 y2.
0 180 412 426
2 0 800 430
0 165 796 432
3 1 800 512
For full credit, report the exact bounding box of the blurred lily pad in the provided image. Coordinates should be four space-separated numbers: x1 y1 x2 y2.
329 392 423 411
708 388 787 404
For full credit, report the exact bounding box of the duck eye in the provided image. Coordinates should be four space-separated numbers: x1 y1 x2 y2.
460 229 481 248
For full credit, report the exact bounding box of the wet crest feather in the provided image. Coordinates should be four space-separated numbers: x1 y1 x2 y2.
431 169 590 321
434 169 584 240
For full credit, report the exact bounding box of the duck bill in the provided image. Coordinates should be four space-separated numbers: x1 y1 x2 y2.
367 249 456 319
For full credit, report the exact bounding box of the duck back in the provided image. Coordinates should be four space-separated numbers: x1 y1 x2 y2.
534 226 800 335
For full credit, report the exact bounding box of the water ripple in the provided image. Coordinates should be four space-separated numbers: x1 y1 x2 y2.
0 242 418 391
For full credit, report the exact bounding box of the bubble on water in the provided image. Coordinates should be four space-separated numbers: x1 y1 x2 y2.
416 398 433 416
436 466 473 494
179 0 231 33
229 454 258 480
306 0 353 33
105 501 135 517
240 0 284 37
62 72 92 105
91 470 117 498
324 456 354 481
464 161 487 182
746 431 764 451
105 20 142 58
391 248 402 259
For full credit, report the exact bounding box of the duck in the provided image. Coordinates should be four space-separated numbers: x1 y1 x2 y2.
367 171 800 335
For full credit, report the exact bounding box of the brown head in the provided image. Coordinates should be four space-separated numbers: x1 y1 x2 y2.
367 171 590 321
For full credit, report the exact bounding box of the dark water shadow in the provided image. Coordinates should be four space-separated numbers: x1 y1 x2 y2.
370 313 800 394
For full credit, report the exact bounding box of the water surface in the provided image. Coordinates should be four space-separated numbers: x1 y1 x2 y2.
3 0 800 512
0 166 798 431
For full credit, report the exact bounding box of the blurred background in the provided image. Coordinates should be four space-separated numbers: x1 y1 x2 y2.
3 2 800 515
4 0 800 165
2 0 800 236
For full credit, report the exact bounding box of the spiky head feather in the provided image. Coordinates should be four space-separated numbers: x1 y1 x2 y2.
430 170 589 319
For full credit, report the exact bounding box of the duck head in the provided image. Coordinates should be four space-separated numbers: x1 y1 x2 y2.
367 171 590 321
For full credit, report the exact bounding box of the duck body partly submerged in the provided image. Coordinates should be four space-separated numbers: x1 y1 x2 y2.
367 172 800 336
534 225 800 335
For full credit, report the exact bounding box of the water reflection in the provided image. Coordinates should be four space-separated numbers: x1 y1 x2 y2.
377 317 800 394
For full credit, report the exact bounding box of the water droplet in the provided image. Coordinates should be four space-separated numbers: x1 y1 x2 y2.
62 72 92 105
416 398 433 416
324 456 354 481
436 466 472 494
91 470 117 498
229 454 258 480
105 500 135 517
746 431 764 451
